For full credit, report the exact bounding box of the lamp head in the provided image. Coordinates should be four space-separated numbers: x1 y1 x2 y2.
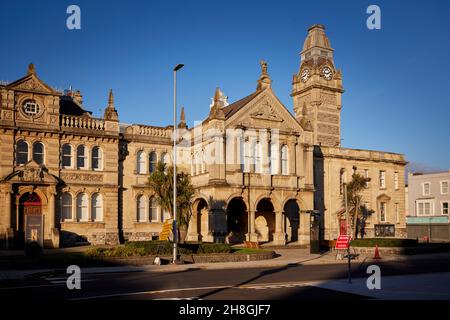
174 64 184 71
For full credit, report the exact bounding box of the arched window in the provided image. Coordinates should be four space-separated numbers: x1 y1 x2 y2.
61 193 73 221
195 151 201 175
77 145 87 169
32 142 44 164
243 140 251 173
92 146 102 170
76 193 88 222
137 195 147 222
162 207 171 222
150 197 159 222
62 144 72 168
137 151 146 174
16 140 29 164
161 152 169 173
91 193 103 221
240 137 245 172
281 145 289 175
270 143 279 175
254 141 262 173
201 150 207 173
149 152 157 173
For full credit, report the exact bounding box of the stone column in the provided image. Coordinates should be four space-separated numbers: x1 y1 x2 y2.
273 211 286 245
186 210 199 242
298 211 311 245
201 209 215 242
48 188 56 230
3 186 12 229
247 210 258 242
304 145 314 188
287 137 296 175
3 185 14 249
261 130 270 174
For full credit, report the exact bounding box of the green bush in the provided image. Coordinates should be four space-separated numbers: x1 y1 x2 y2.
197 243 231 254
125 241 231 254
85 246 147 257
351 238 418 248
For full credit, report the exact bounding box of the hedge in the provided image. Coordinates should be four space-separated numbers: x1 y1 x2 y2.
350 238 418 248
85 242 253 258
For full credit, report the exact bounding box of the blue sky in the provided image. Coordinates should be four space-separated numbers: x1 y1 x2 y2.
1 0 449 171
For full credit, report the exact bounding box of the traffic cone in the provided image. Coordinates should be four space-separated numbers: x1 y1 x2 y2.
373 244 381 259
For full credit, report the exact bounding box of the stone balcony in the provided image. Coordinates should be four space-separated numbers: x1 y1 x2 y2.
61 115 105 131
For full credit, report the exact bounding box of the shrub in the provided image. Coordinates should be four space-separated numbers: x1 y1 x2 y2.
197 243 231 254
125 241 231 254
85 246 147 257
351 238 418 248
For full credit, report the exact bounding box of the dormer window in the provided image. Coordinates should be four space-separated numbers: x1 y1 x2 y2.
22 100 40 116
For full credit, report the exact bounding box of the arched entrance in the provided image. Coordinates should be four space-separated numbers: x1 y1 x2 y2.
187 198 209 242
17 192 42 248
255 198 275 243
226 197 247 244
284 200 300 243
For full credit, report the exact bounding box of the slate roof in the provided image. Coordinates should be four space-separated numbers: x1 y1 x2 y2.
221 91 261 119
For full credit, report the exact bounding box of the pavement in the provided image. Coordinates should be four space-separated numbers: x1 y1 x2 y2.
2 247 450 281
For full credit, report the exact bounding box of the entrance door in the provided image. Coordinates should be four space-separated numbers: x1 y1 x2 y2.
17 193 42 248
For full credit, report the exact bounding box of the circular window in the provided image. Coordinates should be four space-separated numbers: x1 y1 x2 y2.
22 100 40 116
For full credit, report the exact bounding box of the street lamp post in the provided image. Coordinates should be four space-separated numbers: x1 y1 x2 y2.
172 63 184 264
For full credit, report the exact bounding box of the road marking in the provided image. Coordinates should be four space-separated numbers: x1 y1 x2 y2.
48 279 97 285
69 285 236 300
69 281 318 300
0 283 62 290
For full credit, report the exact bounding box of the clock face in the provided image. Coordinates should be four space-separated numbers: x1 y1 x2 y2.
322 66 333 80
301 68 310 82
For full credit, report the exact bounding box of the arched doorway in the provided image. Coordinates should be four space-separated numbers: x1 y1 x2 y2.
284 200 300 243
226 197 247 244
187 198 209 242
255 198 275 243
17 192 42 248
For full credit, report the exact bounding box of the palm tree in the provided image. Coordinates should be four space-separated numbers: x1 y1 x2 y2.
148 162 195 242
342 173 373 239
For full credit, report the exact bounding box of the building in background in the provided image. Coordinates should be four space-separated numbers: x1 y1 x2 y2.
407 171 450 241
0 25 407 249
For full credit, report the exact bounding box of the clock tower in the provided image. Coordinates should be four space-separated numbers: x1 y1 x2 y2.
292 24 344 147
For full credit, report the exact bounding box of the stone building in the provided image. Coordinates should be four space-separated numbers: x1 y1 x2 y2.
0 24 406 249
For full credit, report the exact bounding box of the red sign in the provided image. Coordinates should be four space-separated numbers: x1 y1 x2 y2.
335 235 351 250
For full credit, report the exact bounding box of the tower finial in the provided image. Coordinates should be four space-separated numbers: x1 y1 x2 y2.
104 88 118 121
214 87 221 103
178 106 187 128
108 89 114 106
260 60 268 75
256 60 271 91
27 63 36 75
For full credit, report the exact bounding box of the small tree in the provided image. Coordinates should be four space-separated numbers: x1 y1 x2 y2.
342 173 373 239
148 162 195 242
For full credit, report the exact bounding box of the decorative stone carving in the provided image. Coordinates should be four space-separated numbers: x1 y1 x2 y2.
61 173 103 182
250 101 283 122
15 78 48 92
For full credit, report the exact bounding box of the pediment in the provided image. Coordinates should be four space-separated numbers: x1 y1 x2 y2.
226 89 304 133
1 161 60 184
7 74 59 95
249 100 283 122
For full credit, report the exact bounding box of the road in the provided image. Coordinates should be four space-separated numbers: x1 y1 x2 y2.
1 253 450 300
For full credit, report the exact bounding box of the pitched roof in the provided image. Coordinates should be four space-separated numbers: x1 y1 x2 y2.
59 96 92 116
221 91 261 119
